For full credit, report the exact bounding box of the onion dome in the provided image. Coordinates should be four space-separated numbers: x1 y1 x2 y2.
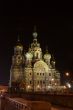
50 55 56 68
31 26 40 48
14 36 23 54
44 48 51 61
25 48 33 60
32 25 38 42
34 60 49 73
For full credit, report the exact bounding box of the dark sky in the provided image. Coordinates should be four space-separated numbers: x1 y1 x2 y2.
0 5 73 84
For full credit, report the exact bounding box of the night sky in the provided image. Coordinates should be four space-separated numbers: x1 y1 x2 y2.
0 5 73 84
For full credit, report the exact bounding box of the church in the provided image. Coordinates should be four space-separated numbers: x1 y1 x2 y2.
9 27 60 92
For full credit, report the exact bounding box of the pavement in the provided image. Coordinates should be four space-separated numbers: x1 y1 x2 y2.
51 105 72 110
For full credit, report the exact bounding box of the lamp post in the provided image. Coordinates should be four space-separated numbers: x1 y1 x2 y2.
64 72 70 86
64 72 71 91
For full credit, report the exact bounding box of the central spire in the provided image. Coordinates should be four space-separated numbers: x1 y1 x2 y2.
17 35 20 42
16 35 22 47
32 25 38 39
31 26 40 48
34 25 36 31
45 46 49 53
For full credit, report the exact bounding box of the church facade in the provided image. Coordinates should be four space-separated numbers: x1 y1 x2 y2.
9 28 60 92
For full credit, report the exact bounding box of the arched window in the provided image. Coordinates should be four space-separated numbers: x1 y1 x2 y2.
37 73 39 75
30 81 31 84
38 81 39 84
49 73 51 76
40 80 42 84
43 81 45 84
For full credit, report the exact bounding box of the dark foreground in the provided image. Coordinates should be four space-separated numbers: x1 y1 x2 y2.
0 92 73 110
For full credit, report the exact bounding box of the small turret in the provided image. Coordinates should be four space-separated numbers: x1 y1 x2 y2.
25 48 33 60
44 47 51 66
9 36 24 89
32 25 38 42
25 47 33 67
50 55 56 68
30 26 42 61
31 26 40 48
14 36 23 55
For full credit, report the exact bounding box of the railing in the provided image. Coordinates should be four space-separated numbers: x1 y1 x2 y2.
4 98 51 110
0 96 51 110
1 97 31 110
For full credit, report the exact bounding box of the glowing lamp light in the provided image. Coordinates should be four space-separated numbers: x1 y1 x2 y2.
47 86 51 89
0 94 3 97
27 85 30 89
64 86 66 89
66 83 71 88
55 83 57 86
65 72 69 76
37 85 40 88
51 78 54 81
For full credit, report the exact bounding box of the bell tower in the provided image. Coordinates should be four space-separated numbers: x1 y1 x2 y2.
9 36 24 89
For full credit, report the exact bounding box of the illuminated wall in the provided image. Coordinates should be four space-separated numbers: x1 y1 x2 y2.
9 27 61 92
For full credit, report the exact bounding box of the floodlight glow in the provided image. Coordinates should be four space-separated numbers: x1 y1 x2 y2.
66 83 71 88
27 85 30 89
51 78 54 81
63 86 66 89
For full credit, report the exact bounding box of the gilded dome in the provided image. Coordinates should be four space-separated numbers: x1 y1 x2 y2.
25 52 33 59
44 53 51 60
14 37 23 52
34 60 49 73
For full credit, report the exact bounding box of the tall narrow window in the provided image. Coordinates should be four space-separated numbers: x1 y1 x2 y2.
49 73 51 76
49 81 51 84
37 73 39 75
30 81 31 84
40 80 42 84
38 81 39 84
43 73 44 76
43 81 45 84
